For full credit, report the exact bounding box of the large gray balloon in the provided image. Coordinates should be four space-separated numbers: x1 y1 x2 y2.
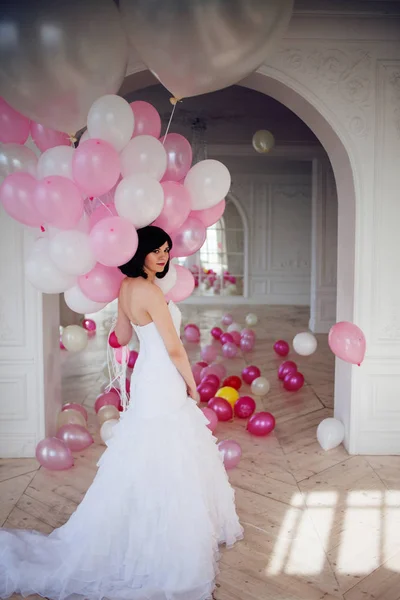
0 0 128 133
119 0 293 98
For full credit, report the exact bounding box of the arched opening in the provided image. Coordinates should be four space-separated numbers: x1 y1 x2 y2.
121 66 356 437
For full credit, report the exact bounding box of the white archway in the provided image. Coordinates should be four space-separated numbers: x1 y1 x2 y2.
122 63 357 450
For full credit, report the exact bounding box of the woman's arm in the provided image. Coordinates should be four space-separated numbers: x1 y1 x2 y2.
145 286 198 400
114 300 133 347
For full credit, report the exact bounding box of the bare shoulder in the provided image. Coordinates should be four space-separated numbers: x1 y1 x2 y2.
120 278 164 303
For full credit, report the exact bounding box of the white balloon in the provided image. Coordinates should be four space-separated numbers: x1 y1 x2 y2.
64 285 107 314
227 322 241 333
293 332 318 356
114 174 164 228
317 418 345 451
37 146 75 180
0 143 38 179
50 230 96 276
155 263 177 294
61 325 88 352
80 130 90 144
100 418 119 444
251 377 270 396
184 159 231 210
25 237 76 293
87 94 134 152
47 212 90 239
245 313 258 327
120 135 167 180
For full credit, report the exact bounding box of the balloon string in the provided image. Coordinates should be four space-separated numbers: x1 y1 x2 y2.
96 195 114 215
163 101 178 143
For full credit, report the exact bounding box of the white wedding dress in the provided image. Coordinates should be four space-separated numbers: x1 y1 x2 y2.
0 301 243 600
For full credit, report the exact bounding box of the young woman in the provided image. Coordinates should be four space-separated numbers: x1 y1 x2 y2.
0 225 243 600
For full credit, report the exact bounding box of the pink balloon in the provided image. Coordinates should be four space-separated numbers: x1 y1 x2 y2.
208 397 233 422
0 172 42 227
211 327 223 340
0 98 31 144
190 199 226 228
72 139 120 197
61 403 88 421
197 381 218 403
152 181 191 233
328 321 366 366
247 412 276 436
274 340 290 357
184 325 200 343
114 347 138 368
234 396 256 419
170 216 206 258
88 203 118 230
90 216 138 267
108 331 121 349
201 407 218 433
192 363 203 385
56 424 94 452
231 331 242 347
241 328 255 339
160 133 192 182
34 176 84 229
94 391 120 413
202 374 220 388
278 361 297 381
283 372 305 392
35 437 73 470
82 318 96 332
202 363 227 381
31 122 70 152
78 263 124 303
165 265 195 302
242 365 261 385
201 344 219 363
222 342 238 359
220 333 234 345
130 101 161 138
197 361 208 368
218 440 242 469
222 313 233 326
240 337 255 353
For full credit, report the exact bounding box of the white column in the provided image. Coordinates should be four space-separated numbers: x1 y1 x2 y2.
0 213 61 458
309 158 338 333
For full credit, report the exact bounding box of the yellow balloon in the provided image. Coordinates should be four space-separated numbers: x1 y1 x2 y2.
57 409 86 429
97 405 120 426
216 386 239 408
252 130 275 154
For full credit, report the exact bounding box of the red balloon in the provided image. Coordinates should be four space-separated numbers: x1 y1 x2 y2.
278 360 297 381
220 333 234 345
223 375 242 390
274 340 290 357
242 365 261 385
208 397 233 421
211 327 223 340
247 412 276 436
234 396 256 419
197 381 218 403
202 374 220 388
197 361 208 368
283 372 305 392
94 391 120 413
127 350 138 369
108 331 121 349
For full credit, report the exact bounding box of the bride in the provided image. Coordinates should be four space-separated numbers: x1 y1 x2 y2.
0 225 243 600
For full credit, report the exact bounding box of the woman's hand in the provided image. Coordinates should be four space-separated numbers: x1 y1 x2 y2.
187 384 200 403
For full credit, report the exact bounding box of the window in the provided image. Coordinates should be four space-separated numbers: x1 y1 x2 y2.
177 197 245 296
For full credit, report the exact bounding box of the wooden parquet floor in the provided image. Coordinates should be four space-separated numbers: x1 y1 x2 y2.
2 305 400 600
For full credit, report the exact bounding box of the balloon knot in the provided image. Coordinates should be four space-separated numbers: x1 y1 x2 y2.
89 196 94 201
40 225 45 232
68 134 77 143
169 97 181 106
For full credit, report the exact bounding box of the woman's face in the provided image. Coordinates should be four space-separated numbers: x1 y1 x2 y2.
144 242 170 275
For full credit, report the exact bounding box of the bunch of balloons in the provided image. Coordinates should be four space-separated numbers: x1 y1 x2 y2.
35 403 93 471
0 93 232 313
